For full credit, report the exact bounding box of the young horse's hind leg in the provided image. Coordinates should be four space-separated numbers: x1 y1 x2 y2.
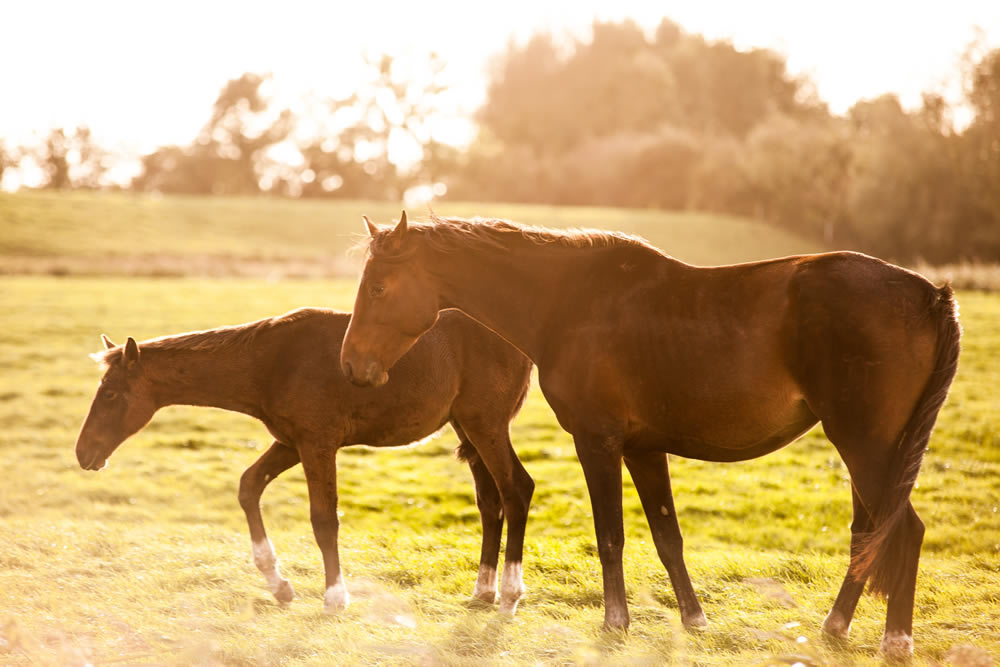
238 441 300 603
822 488 871 640
453 424 504 604
623 451 707 628
452 414 534 616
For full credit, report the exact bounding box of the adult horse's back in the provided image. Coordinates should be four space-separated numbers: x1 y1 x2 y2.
340 212 960 659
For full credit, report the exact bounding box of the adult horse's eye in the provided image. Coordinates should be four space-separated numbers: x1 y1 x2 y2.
103 390 119 401
369 284 386 298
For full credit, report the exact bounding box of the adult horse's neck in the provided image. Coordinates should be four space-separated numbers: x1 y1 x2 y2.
140 332 264 419
423 235 586 363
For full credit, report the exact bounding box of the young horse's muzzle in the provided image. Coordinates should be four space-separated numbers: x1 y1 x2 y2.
76 444 110 471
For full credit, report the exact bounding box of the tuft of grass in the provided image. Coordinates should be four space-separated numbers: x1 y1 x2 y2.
0 277 998 665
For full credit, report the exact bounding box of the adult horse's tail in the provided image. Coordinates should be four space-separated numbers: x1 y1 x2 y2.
853 284 961 596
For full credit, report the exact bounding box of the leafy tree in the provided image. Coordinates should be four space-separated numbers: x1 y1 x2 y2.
34 126 106 189
294 52 453 199
134 73 291 194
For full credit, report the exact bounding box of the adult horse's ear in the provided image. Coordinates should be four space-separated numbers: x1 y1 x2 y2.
390 210 408 238
101 334 116 350
124 337 140 369
380 210 409 252
363 215 379 237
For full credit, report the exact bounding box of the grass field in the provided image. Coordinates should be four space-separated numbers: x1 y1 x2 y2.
0 191 826 277
1 273 997 666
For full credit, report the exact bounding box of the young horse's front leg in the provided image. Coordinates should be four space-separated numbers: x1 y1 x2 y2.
238 441 300 603
575 432 629 630
623 450 707 628
298 444 349 611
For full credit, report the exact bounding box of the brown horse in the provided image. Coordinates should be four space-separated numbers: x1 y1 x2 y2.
340 212 960 659
76 308 534 614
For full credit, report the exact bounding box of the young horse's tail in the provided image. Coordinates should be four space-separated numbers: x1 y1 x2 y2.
852 283 961 596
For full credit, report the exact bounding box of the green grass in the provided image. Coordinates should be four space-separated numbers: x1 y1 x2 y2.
0 276 997 665
0 191 825 276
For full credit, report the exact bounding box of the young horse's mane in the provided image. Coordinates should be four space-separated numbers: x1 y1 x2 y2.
91 307 332 367
367 214 654 259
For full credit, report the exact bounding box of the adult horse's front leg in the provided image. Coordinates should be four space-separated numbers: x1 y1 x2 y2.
623 450 707 628
575 433 629 630
298 444 349 611
238 441 300 603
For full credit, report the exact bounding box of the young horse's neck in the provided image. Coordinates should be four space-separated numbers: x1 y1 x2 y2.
141 336 263 419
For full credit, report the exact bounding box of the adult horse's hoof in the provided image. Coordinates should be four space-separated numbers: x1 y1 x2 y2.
880 631 914 661
821 611 851 640
273 579 295 604
602 608 630 632
682 611 708 629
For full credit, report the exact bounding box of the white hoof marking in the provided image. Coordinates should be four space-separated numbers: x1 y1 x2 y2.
473 565 497 602
498 561 525 615
880 630 914 658
252 539 289 595
821 611 851 639
324 578 350 611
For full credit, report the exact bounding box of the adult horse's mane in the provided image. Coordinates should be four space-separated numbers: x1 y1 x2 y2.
90 308 330 367
367 214 656 259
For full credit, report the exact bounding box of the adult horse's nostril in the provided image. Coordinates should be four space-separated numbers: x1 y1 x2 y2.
341 359 354 380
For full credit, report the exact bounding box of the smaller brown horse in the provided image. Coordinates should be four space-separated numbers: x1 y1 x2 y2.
76 308 534 613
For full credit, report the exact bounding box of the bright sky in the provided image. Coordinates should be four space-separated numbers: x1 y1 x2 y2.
1 0 997 180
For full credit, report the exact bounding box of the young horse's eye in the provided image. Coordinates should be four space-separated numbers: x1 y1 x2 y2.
369 284 386 298
103 390 119 401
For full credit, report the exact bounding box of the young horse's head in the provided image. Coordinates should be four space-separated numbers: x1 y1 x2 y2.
76 335 157 470
341 211 441 386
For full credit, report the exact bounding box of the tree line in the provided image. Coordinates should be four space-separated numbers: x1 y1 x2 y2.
3 19 999 263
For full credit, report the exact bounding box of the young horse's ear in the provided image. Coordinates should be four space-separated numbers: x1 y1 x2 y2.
363 215 379 237
101 334 116 350
124 336 140 369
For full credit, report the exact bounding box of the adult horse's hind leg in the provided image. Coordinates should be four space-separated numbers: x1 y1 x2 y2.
624 451 707 628
453 423 504 604
238 440 300 602
834 443 926 659
881 501 924 656
822 487 871 640
452 413 534 615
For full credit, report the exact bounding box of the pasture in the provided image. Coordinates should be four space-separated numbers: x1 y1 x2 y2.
0 192 997 665
0 191 824 277
1 276 997 665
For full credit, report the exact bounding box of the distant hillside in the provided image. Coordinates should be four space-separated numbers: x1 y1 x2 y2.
0 191 826 277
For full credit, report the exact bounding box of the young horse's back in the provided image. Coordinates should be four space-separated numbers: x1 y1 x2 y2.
256 308 529 448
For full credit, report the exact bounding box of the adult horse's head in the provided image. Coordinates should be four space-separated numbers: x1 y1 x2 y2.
76 335 157 470
341 211 441 387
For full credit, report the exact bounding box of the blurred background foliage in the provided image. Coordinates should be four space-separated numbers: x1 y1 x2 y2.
4 19 1000 264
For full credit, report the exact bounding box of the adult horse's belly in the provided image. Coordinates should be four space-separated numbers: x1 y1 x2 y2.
625 363 819 462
